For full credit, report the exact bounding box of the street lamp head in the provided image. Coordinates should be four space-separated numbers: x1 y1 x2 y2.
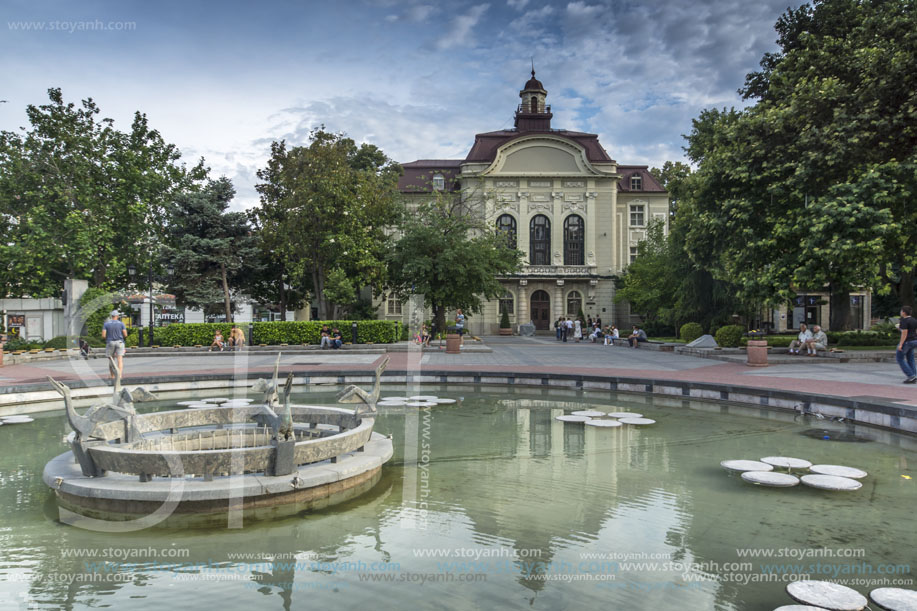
167 263 175 277
128 263 136 277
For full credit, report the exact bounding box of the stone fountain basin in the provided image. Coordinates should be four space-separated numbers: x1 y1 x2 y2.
81 405 374 477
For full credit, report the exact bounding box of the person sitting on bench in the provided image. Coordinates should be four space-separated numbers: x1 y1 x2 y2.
628 325 647 348
209 329 225 351
805 324 828 356
788 323 812 355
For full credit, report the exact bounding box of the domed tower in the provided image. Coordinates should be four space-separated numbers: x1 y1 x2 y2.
514 69 553 131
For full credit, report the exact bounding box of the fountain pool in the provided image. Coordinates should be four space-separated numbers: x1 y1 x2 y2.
0 385 914 610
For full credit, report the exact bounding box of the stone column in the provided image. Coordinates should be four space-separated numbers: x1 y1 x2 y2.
517 282 528 326
554 281 564 319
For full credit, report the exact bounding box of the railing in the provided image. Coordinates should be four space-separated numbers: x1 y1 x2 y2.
507 265 597 276
516 104 551 114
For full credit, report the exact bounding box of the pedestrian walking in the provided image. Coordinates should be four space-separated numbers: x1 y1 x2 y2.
896 305 917 384
102 310 127 378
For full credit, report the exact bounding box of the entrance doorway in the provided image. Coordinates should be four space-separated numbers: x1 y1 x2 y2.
531 290 550 330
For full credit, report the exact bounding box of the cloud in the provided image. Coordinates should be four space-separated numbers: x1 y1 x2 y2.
508 0 530 9
508 4 555 34
384 3 434 23
435 3 490 50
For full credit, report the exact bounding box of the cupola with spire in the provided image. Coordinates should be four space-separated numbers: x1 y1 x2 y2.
514 67 552 131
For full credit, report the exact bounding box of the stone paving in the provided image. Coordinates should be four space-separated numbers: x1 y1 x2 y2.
1 336 915 408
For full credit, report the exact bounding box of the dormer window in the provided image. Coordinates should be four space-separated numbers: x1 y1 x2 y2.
630 174 642 190
432 174 445 191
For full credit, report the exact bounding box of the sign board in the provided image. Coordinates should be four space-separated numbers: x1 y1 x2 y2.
7 314 25 328
155 308 185 326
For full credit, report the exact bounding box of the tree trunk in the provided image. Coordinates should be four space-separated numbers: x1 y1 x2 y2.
898 269 915 309
432 304 447 337
220 262 233 322
312 265 333 320
278 264 287 321
829 285 851 331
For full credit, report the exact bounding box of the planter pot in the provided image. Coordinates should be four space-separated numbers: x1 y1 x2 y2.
746 340 769 367
445 333 461 354
498 328 512 336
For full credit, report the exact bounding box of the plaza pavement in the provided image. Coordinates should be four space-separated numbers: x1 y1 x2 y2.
0 335 914 408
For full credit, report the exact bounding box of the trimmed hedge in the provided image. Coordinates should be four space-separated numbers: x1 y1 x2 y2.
714 324 744 348
827 330 897 346
679 322 703 344
155 320 402 347
740 330 898 348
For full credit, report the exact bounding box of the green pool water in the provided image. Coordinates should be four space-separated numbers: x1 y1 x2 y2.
1 386 914 610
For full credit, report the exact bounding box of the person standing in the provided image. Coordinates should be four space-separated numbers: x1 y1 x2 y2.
554 317 562 341
896 305 917 384
455 309 466 347
564 317 572 342
102 310 127 379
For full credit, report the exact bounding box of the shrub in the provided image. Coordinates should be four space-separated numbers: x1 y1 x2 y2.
82 335 106 348
155 320 402 347
43 336 74 350
499 308 511 329
3 337 33 351
641 320 676 337
827 330 897 346
715 324 744 348
679 322 704 343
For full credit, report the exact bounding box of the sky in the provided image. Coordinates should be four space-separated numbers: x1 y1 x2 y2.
1 0 805 209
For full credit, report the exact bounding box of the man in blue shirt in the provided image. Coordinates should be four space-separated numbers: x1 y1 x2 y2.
102 310 127 378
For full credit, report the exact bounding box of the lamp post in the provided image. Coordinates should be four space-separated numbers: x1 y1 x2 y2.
129 260 174 347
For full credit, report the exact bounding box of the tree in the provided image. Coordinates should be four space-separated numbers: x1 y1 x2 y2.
680 0 915 329
166 178 259 321
738 0 915 324
619 163 743 331
387 196 523 333
0 88 205 297
649 161 692 215
253 129 403 319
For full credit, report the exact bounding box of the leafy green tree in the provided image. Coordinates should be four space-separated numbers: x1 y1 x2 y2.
619 163 743 331
166 178 259 321
387 196 523 333
0 88 205 297
681 0 915 329
649 161 692 215
747 0 913 323
253 129 403 319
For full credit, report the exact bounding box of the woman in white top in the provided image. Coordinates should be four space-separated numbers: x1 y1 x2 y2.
604 325 619 346
573 319 582 341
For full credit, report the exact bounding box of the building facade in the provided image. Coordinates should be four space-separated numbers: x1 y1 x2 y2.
390 71 669 334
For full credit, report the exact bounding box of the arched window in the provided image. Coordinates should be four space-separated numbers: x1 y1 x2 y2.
563 214 585 265
496 214 517 249
529 215 551 265
566 291 582 317
530 96 538 112
499 291 515 316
